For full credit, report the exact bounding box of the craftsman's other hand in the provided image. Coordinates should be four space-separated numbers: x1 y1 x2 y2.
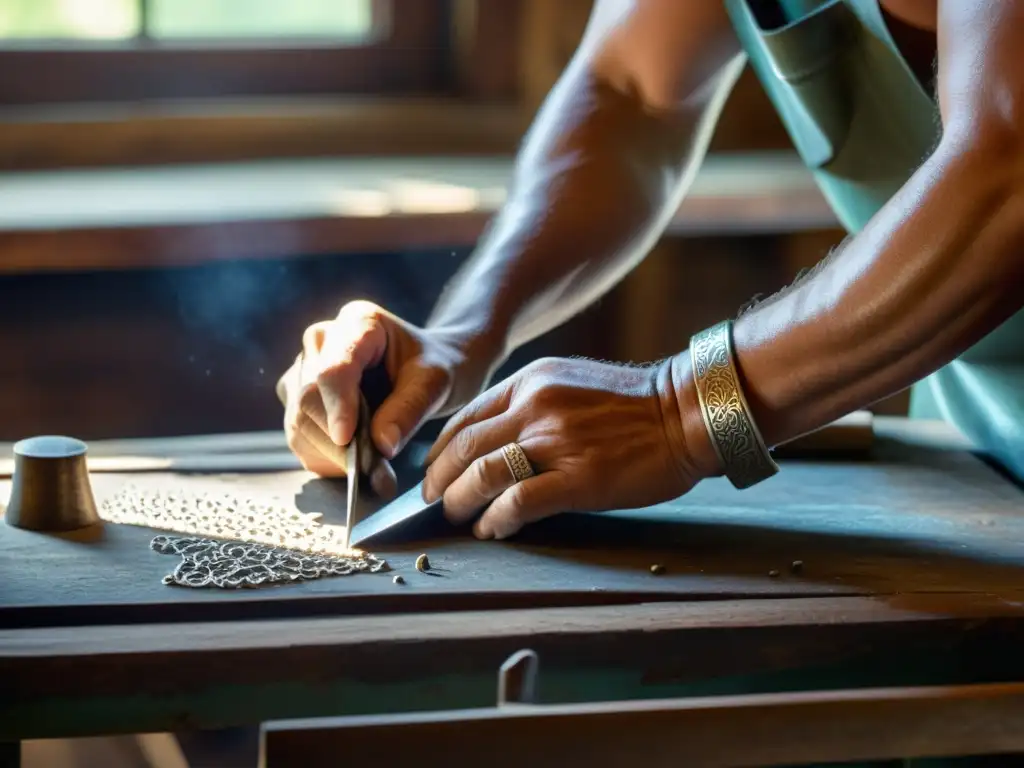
422 357 703 540
277 300 496 490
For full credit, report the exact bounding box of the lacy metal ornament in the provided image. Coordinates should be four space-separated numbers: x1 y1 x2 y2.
99 483 387 589
152 535 387 589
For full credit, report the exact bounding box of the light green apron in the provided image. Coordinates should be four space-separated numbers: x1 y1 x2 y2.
724 0 1024 483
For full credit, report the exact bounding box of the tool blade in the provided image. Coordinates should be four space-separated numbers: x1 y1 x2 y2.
344 437 359 550
348 481 445 547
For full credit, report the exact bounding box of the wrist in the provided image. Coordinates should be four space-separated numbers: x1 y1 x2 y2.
657 353 723 485
430 314 508 364
426 317 510 406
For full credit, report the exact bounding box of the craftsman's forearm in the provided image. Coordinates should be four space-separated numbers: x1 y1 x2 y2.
731 133 1024 447
427 54 745 365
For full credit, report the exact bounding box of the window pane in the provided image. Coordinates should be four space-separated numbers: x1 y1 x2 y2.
149 0 375 41
0 0 139 40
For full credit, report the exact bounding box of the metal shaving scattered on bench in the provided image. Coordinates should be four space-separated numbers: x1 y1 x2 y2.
152 535 386 589
99 484 386 589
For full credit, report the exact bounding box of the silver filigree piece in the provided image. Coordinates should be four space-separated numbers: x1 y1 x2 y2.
152 534 387 589
100 484 359 556
99 484 387 589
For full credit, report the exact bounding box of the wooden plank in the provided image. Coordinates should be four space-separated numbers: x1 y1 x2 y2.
260 682 1024 767
1 437 1022 628
0 98 529 171
0 153 837 273
452 0 525 101
0 1 451 107
5 594 1024 701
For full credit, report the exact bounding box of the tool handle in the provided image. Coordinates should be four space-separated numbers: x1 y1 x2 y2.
353 361 394 476
359 361 392 417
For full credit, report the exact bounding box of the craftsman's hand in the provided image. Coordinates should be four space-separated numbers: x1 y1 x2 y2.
276 300 502 493
422 357 706 539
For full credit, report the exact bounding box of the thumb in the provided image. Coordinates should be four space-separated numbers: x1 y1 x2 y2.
371 364 449 459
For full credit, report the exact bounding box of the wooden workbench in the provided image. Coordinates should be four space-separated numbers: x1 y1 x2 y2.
2 417 1024 764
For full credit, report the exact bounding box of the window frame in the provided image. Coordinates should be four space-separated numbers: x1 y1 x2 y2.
0 0 451 105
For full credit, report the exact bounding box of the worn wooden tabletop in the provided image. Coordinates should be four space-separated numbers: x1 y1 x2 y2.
2 417 1024 740
1 419 1022 629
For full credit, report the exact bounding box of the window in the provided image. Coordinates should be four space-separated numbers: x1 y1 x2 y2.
0 0 376 42
0 0 449 105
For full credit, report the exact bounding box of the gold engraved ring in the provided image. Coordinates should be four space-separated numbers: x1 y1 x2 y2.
501 442 535 483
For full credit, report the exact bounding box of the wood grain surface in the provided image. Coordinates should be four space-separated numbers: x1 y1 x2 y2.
5 593 1024 691
5 592 1024 739
1 432 1021 629
261 682 1024 767
2 421 1024 742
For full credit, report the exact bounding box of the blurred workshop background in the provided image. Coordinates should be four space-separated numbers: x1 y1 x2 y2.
0 0 890 442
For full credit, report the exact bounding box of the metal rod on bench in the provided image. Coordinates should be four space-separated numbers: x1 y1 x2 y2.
497 649 539 706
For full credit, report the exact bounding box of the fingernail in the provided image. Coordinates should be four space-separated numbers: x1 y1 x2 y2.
379 424 400 458
474 520 493 540
329 419 348 447
421 480 437 504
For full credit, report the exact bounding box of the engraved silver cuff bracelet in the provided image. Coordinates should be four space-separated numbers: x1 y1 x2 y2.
690 319 778 490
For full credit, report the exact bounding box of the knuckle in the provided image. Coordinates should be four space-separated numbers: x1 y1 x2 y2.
454 427 478 464
527 383 562 411
336 299 382 324
296 383 321 414
543 414 570 438
504 483 530 519
315 360 348 389
316 342 366 385
301 321 330 353
469 458 490 490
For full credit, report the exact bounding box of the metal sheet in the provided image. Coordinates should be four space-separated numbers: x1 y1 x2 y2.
349 481 447 547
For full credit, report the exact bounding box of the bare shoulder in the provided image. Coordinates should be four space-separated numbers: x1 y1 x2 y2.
583 0 742 110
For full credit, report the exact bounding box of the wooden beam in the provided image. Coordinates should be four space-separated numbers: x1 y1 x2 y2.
0 99 530 171
261 682 1024 767
451 0 525 101
518 0 592 111
5 594 1024 700
0 153 838 274
0 212 496 274
0 0 450 107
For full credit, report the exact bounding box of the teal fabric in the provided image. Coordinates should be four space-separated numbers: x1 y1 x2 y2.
724 0 1023 482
